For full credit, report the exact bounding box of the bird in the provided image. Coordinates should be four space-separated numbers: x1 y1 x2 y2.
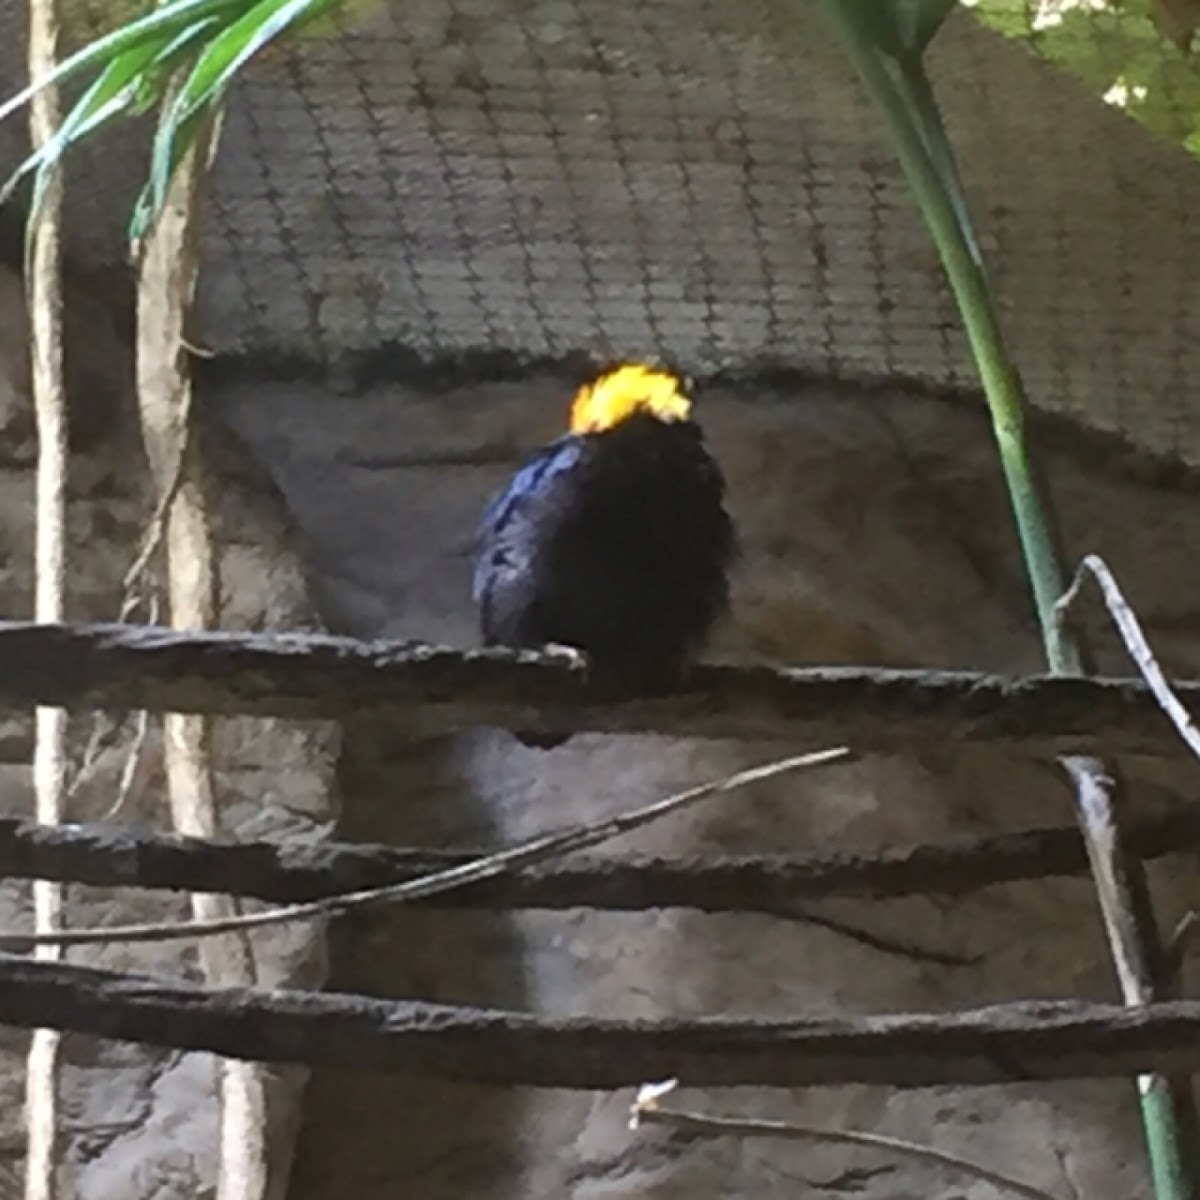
473 362 736 748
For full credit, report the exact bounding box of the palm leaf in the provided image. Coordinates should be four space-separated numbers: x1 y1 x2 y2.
172 0 336 121
132 0 338 236
0 0 242 125
9 16 220 218
0 0 338 238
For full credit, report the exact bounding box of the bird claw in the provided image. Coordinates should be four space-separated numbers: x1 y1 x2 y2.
541 642 589 670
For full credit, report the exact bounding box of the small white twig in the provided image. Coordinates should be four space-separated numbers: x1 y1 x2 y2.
630 1081 1061 1200
1056 553 1200 764
0 747 850 950
67 560 159 819
121 392 191 612
1171 911 1200 959
103 709 151 822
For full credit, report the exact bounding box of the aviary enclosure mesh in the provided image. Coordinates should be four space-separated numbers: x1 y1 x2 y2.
1 0 1198 453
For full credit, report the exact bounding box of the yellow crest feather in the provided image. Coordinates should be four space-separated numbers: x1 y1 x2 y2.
568 364 692 434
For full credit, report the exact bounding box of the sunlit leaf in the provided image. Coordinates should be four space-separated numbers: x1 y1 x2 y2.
130 17 226 113
21 47 157 216
3 12 227 222
170 0 336 122
0 0 242 124
130 103 211 239
130 0 338 233
969 0 1200 157
0 0 341 238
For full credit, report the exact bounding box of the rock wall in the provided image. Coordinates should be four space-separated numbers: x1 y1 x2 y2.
212 368 1200 1200
0 262 340 1200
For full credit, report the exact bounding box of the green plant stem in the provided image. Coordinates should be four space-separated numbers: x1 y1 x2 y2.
862 57 1074 668
819 9 1200 1200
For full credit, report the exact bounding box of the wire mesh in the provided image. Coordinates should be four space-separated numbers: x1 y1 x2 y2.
0 0 1198 463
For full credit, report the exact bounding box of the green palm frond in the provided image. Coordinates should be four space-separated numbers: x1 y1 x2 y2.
0 0 344 239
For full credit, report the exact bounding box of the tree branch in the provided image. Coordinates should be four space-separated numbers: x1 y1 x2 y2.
5 955 1200 1088
0 621 1194 751
1 805 1198 911
631 1086 1057 1200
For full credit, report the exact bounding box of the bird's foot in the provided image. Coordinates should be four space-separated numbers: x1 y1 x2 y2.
540 642 589 671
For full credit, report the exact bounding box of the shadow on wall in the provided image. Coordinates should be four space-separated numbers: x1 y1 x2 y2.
206 376 545 1199
210 367 1200 1200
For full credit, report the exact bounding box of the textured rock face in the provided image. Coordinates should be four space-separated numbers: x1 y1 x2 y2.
214 370 1200 1200
0 263 339 1200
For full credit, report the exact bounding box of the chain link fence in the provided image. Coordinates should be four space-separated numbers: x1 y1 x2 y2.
1 0 1198 460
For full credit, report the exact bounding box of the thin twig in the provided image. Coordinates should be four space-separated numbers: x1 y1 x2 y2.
782 904 980 967
0 799 1199 909
120 392 192 615
1057 554 1200 1175
68 596 158 813
24 0 68 1187
630 1082 1060 1200
102 558 160 822
103 708 150 821
1060 754 1200 1190
0 748 850 949
1166 912 1200 986
1057 553 1200 764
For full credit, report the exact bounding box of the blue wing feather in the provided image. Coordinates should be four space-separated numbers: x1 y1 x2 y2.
474 434 585 604
480 435 583 534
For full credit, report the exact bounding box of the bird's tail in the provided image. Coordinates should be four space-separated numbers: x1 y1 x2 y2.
508 656 691 750
514 729 570 750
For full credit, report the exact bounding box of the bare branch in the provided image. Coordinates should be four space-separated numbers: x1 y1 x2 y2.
7 955 1200 1087
0 749 850 949
0 622 1194 752
1056 558 1200 1169
1058 554 1200 764
631 1083 1059 1200
0 802 1196 912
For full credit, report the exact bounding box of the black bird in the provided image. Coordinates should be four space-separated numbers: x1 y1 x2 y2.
473 363 736 748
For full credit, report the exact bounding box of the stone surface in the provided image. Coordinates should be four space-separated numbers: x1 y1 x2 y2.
212 369 1200 1200
0 262 340 1200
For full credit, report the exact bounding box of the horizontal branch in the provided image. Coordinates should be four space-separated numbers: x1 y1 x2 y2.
4 955 1200 1087
0 620 1193 750
3 806 1200 910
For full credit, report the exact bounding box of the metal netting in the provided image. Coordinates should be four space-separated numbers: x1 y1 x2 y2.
1 0 1199 461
